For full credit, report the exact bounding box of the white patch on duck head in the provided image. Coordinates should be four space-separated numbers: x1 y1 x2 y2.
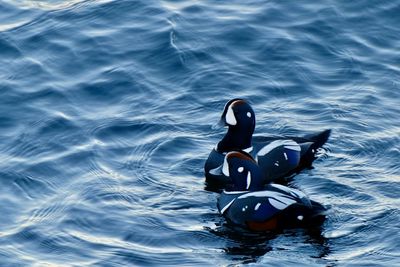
237 167 244 173
225 103 237 126
222 155 230 176
242 146 253 153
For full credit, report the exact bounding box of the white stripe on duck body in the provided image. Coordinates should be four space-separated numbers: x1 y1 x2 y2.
216 151 326 231
204 98 331 189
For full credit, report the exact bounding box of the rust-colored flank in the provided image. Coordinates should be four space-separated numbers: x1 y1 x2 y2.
246 217 278 231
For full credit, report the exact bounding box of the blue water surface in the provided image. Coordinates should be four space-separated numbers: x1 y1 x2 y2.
1 0 399 266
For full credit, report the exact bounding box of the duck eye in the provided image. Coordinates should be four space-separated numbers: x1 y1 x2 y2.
247 112 251 118
238 167 244 173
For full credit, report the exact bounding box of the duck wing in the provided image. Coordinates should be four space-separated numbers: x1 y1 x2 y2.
220 185 307 226
255 140 301 183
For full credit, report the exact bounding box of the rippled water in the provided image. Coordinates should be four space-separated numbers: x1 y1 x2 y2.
1 0 399 266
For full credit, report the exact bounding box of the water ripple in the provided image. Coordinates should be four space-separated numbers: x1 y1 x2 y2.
1 0 399 265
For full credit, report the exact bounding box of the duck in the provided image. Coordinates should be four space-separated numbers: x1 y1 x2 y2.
216 151 326 231
204 98 331 188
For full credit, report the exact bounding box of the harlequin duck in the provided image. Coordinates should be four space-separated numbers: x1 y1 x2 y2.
204 99 331 188
216 151 326 231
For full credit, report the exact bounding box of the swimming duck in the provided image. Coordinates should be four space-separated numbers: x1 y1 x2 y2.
204 99 331 188
216 151 326 231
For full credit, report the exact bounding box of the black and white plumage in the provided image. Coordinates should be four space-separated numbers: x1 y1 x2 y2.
204 99 331 188
216 151 326 231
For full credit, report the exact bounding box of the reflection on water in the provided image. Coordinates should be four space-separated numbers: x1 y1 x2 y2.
208 220 331 265
11 0 87 10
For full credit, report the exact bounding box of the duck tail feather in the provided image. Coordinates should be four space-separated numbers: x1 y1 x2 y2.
304 129 331 149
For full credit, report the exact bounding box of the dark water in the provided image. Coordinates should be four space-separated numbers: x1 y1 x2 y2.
1 0 399 266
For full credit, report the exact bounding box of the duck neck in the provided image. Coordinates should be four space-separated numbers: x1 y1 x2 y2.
217 126 253 153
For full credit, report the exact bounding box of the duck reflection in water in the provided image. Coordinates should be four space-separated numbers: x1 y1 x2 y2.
207 222 331 265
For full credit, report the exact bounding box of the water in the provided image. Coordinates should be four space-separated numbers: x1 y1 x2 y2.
0 0 399 266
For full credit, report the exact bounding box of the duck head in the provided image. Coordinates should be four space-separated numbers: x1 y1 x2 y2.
221 151 264 191
217 99 256 152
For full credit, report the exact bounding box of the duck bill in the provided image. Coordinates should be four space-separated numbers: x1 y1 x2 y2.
208 165 224 176
211 118 226 130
